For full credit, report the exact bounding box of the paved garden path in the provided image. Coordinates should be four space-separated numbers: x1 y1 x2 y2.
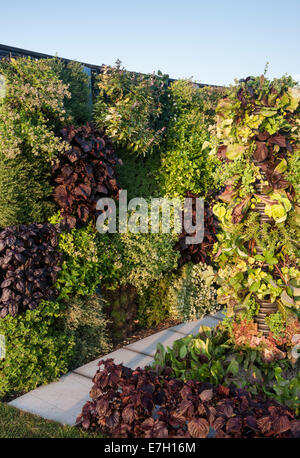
9 311 225 426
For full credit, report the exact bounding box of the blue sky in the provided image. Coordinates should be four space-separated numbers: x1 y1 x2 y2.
1 0 299 85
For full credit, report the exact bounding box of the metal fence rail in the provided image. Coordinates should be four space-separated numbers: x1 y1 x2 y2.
0 43 222 89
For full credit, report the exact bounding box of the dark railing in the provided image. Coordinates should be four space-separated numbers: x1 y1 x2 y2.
0 43 222 89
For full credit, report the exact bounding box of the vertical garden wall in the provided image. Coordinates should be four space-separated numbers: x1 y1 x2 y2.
0 55 299 436
0 57 223 398
212 75 300 350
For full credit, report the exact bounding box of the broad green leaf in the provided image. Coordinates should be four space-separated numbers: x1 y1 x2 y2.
227 358 239 375
179 345 188 359
280 290 295 307
249 281 260 292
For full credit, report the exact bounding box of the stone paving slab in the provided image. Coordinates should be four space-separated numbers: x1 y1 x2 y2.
125 329 187 356
213 310 226 321
74 348 154 379
9 310 224 426
170 315 220 336
9 372 93 426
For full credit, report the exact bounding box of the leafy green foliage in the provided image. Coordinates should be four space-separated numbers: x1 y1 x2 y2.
211 74 300 329
94 60 169 155
137 262 220 328
152 325 300 414
265 311 286 337
0 57 68 226
0 152 55 228
53 223 101 299
60 294 112 369
160 80 222 198
102 285 138 342
137 274 174 328
116 150 162 200
0 301 74 398
117 229 179 293
168 263 220 321
47 58 91 125
0 57 68 161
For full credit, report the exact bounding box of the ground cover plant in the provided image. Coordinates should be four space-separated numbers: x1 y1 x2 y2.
76 358 300 438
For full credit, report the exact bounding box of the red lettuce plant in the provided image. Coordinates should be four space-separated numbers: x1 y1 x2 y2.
52 124 121 229
0 223 62 318
175 193 218 267
76 359 300 438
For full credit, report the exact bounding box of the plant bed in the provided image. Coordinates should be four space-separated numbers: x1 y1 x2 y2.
76 358 300 438
152 324 300 415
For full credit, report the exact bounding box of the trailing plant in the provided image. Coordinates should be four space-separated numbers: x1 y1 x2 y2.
52 124 121 229
47 57 91 125
0 57 69 226
60 294 112 369
210 74 300 339
94 60 169 155
0 223 62 318
152 325 300 414
0 300 74 398
265 312 286 338
160 80 222 199
76 358 300 438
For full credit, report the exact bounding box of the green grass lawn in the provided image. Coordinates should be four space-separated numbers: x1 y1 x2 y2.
0 402 102 438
